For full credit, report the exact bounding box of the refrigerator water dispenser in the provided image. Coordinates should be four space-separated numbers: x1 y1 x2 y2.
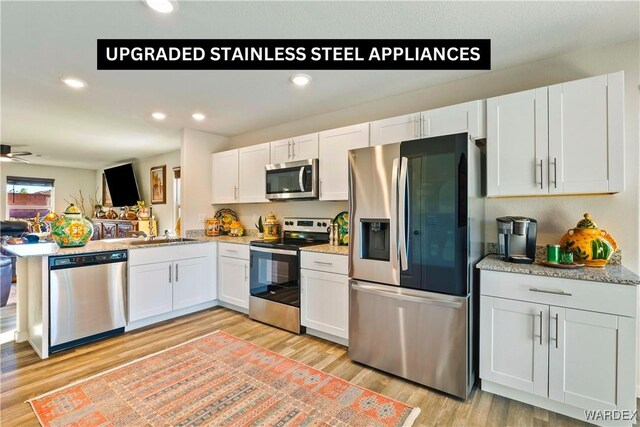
360 219 390 261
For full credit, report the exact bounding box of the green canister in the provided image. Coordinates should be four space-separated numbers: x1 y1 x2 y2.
547 244 560 263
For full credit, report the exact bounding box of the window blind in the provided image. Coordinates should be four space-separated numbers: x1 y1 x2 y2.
7 176 55 187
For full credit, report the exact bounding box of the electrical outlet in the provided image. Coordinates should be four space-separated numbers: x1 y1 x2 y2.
198 213 207 223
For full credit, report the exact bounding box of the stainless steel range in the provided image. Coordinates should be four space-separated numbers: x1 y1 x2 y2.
249 217 330 333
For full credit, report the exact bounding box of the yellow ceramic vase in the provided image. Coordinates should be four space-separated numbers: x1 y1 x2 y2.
559 213 617 267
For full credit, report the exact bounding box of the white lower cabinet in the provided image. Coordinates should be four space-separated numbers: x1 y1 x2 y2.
480 269 637 426
217 243 249 310
129 262 173 322
300 251 349 344
128 243 217 325
300 269 348 339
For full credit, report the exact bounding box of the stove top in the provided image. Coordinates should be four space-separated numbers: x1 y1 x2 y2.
250 217 331 250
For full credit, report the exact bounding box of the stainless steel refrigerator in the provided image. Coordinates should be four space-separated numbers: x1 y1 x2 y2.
348 132 484 399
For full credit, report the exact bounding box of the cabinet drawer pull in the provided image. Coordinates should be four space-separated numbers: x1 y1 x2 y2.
314 261 333 266
529 288 572 296
226 249 238 253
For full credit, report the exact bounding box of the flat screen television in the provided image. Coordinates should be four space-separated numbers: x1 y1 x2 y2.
103 163 141 207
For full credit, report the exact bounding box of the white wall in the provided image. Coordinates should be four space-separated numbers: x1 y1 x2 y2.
1 162 98 218
181 128 228 234
227 40 640 274
133 150 180 234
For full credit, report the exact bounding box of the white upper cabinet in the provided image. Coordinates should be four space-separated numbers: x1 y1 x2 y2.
319 123 369 200
239 143 270 203
270 133 319 164
370 101 486 147
422 100 486 140
487 72 624 197
211 149 239 204
370 113 421 146
487 88 549 196
548 72 624 194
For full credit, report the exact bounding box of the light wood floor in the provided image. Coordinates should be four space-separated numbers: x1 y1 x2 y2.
1 307 591 426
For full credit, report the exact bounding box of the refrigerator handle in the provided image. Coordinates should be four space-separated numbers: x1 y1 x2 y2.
398 157 409 271
390 158 399 270
348 152 355 276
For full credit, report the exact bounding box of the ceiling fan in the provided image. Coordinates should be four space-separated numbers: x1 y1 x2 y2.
0 144 32 163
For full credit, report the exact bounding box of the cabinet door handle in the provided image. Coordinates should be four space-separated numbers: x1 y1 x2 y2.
421 116 426 136
244 264 248 281
553 312 559 348
538 310 543 345
169 264 172 283
538 159 543 189
287 141 291 159
175 263 179 282
553 157 557 189
319 179 323 197
413 115 419 138
233 185 238 200
292 141 295 158
529 287 572 296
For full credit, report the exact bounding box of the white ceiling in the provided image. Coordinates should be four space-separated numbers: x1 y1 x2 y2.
1 1 638 169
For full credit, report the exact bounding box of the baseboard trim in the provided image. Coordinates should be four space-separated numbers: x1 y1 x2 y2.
125 300 219 332
482 380 636 427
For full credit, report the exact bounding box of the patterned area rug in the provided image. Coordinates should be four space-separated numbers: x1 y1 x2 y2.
29 331 420 426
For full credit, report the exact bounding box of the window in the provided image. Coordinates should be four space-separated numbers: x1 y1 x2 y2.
6 176 54 219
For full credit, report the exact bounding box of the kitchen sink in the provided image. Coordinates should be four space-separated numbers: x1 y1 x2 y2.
127 238 199 246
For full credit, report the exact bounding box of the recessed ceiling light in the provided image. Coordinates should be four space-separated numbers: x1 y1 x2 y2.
61 77 87 89
289 73 312 87
192 113 206 121
151 112 167 120
142 0 178 14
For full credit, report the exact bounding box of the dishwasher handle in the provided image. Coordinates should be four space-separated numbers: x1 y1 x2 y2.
351 282 464 309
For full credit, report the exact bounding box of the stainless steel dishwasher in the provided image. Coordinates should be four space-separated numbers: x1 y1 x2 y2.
49 250 127 353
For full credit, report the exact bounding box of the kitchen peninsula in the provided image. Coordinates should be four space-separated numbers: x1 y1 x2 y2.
3 238 217 358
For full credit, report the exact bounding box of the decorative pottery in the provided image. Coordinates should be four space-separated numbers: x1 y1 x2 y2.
559 213 617 267
263 213 280 240
51 204 94 247
205 218 220 236
332 211 349 245
214 208 238 235
229 221 244 237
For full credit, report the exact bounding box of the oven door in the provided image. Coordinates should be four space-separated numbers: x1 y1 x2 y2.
266 159 318 200
250 246 300 307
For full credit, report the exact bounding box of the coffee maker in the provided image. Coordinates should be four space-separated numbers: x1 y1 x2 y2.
496 216 537 264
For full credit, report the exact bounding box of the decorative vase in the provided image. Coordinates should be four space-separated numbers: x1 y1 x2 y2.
559 213 617 267
263 213 280 240
205 218 220 236
51 204 94 247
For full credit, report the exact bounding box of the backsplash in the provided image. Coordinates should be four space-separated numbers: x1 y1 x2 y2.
486 243 622 266
211 201 348 234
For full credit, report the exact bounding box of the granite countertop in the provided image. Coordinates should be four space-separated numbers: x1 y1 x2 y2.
2 238 214 258
477 254 640 286
300 244 349 256
194 235 254 245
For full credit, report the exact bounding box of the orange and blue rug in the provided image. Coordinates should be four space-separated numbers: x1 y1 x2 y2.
28 331 420 426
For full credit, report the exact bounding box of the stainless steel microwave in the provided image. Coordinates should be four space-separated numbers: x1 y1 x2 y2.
266 159 318 200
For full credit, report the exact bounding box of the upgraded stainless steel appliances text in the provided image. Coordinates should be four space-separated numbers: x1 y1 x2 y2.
266 159 318 200
249 217 330 333
348 133 485 399
49 250 127 353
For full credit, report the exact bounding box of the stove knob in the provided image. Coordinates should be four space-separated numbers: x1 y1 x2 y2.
316 222 321 227
285 221 292 225
322 222 327 227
